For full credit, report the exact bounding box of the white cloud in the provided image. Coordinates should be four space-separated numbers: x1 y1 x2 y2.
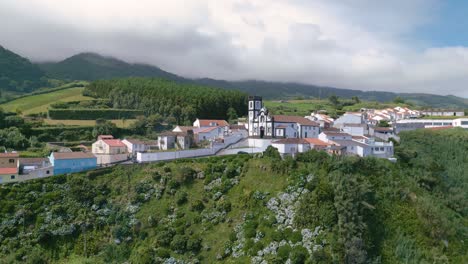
1 0 467 97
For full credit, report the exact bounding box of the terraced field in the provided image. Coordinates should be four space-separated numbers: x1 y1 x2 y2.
0 86 93 115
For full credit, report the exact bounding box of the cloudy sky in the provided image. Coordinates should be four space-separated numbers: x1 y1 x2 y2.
2 0 468 97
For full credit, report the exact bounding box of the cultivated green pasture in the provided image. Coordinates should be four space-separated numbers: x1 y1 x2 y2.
0 86 93 115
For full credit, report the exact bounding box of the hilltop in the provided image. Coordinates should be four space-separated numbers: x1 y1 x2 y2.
39 53 183 82
0 128 466 263
0 46 46 95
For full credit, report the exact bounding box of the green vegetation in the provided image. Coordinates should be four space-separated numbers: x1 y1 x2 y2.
0 45 46 94
48 109 144 120
84 78 247 124
0 85 92 115
43 119 137 128
0 128 466 263
39 53 182 81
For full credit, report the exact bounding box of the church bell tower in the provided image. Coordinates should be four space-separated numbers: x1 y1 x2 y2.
248 96 263 136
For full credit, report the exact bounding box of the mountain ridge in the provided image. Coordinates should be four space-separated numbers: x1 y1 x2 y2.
0 47 458 108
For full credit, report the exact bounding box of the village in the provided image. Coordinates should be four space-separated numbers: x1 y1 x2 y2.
1 95 467 184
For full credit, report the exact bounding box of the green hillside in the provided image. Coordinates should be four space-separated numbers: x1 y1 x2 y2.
0 46 46 94
0 129 466 263
39 53 182 81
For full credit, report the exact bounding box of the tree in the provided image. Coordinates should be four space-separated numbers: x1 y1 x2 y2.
351 96 361 104
92 119 117 138
393 96 405 104
377 120 390 127
227 107 238 123
328 95 340 107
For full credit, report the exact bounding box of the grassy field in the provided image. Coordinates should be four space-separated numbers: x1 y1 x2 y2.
43 118 137 128
0 86 93 115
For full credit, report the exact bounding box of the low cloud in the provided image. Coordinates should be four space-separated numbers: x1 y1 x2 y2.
1 0 467 97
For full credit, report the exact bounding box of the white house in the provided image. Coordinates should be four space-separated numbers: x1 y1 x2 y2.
334 112 364 127
271 138 311 157
248 96 320 138
158 131 193 150
92 137 128 165
194 126 223 143
319 131 353 142
122 138 147 156
306 113 334 128
193 119 229 134
341 123 368 137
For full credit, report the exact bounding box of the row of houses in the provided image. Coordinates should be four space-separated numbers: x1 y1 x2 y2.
0 118 245 184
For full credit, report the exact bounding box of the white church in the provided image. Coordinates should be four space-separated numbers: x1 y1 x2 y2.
248 96 320 138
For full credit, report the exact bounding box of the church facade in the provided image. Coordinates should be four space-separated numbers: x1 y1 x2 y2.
248 96 320 138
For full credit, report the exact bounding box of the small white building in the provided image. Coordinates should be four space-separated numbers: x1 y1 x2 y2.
334 112 364 127
195 126 223 143
319 131 353 142
271 138 311 157
341 123 368 137
122 138 147 156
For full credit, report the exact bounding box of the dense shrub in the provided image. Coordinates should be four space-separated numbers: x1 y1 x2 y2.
48 108 143 120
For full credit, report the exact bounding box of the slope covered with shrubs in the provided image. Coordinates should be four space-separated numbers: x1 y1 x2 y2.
0 129 467 263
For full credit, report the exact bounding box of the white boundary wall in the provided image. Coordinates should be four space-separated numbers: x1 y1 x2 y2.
137 148 214 163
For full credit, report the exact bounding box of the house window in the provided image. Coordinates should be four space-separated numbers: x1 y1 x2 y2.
291 124 294 128
46 170 50 174
10 175 15 180
9 159 14 163
249 102 253 109
305 132 308 138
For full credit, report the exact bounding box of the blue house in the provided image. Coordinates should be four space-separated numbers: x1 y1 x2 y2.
49 152 97 175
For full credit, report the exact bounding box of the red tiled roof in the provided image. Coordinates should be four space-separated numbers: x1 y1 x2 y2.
197 119 229 127
304 138 330 146
52 152 96 160
102 139 126 147
98 135 114 140
0 153 19 158
272 115 319 126
0 168 18 174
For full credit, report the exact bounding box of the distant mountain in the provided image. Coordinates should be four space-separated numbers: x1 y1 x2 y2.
37 52 468 109
194 79 468 109
0 46 46 93
39 53 183 81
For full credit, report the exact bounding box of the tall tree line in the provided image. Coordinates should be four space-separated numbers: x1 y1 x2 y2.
84 78 247 124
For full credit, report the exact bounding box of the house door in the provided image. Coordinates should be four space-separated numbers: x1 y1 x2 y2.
260 126 265 138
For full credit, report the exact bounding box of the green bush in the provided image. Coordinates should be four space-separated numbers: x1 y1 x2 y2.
48 108 143 120
190 200 205 212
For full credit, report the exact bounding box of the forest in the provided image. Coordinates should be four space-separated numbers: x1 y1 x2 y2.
0 46 46 93
0 128 466 263
84 78 247 124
